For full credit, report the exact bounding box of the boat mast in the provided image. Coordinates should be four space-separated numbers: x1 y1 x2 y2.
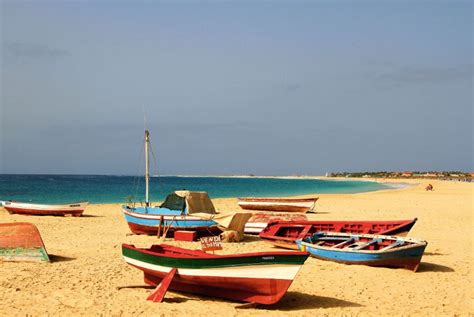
145 130 150 207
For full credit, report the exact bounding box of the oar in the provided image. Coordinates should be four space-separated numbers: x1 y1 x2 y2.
146 268 177 303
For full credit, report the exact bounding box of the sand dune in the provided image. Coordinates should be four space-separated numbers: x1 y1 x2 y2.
0 179 472 316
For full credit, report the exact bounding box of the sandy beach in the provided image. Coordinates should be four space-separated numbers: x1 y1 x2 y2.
0 178 472 316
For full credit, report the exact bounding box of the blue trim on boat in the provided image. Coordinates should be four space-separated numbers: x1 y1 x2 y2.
122 205 218 229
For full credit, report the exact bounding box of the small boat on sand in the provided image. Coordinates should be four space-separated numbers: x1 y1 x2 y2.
0 222 50 262
122 190 220 235
3 201 88 217
122 130 219 235
122 243 309 304
244 212 308 235
296 232 427 272
237 197 318 213
260 218 418 249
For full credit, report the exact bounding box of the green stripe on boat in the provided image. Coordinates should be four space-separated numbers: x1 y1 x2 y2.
122 247 307 269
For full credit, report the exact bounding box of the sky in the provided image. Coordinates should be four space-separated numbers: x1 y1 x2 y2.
0 1 472 175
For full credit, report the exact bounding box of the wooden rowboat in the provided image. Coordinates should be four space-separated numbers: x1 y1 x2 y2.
237 197 318 213
0 222 50 262
296 232 427 272
3 201 88 217
244 212 308 235
259 218 418 249
122 243 309 304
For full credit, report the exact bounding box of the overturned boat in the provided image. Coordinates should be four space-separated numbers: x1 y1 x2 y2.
0 222 50 262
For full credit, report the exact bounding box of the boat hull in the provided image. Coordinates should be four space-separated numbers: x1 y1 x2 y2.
122 207 220 236
127 222 221 236
3 202 88 217
238 197 318 213
244 212 308 235
296 233 427 272
0 222 50 262
300 243 425 271
260 219 418 249
122 244 309 304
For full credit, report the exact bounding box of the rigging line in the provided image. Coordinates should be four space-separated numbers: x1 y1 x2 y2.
149 140 165 198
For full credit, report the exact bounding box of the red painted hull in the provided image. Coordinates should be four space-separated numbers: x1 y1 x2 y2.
260 219 418 249
0 222 49 262
127 222 221 237
141 268 293 304
4 206 84 217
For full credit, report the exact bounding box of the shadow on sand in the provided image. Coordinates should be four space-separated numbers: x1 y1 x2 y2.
162 297 189 303
49 254 76 263
80 214 103 218
242 235 262 242
417 262 454 273
424 252 447 256
255 292 362 311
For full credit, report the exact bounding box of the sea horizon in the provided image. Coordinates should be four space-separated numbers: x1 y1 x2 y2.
0 174 398 204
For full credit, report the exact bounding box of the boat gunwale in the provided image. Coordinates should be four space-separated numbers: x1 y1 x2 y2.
297 232 427 255
3 201 89 209
260 218 418 242
123 243 309 261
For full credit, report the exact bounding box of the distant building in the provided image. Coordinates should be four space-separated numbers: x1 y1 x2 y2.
401 172 413 177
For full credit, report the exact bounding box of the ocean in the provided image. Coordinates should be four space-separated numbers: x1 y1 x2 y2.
0 175 392 204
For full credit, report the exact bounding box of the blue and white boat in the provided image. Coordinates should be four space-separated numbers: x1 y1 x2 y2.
121 130 220 236
122 190 220 235
296 232 427 272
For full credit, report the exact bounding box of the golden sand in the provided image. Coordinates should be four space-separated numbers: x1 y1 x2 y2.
0 179 472 316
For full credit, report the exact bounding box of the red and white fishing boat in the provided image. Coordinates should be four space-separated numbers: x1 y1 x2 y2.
122 243 309 304
237 197 318 213
3 201 88 217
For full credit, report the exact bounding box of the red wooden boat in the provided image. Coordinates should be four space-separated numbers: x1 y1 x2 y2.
3 201 88 217
122 243 309 304
244 212 308 234
259 218 418 250
0 222 50 262
237 197 318 213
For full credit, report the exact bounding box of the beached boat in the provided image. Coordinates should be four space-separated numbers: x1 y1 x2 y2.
3 201 88 217
237 197 318 213
296 232 427 271
122 190 220 235
121 130 219 235
260 218 418 249
122 243 309 304
244 212 308 234
0 222 50 262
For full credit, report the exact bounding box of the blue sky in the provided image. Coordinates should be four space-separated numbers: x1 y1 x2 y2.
1 1 472 175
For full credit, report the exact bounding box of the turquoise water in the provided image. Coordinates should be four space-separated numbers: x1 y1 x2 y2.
0 175 391 204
